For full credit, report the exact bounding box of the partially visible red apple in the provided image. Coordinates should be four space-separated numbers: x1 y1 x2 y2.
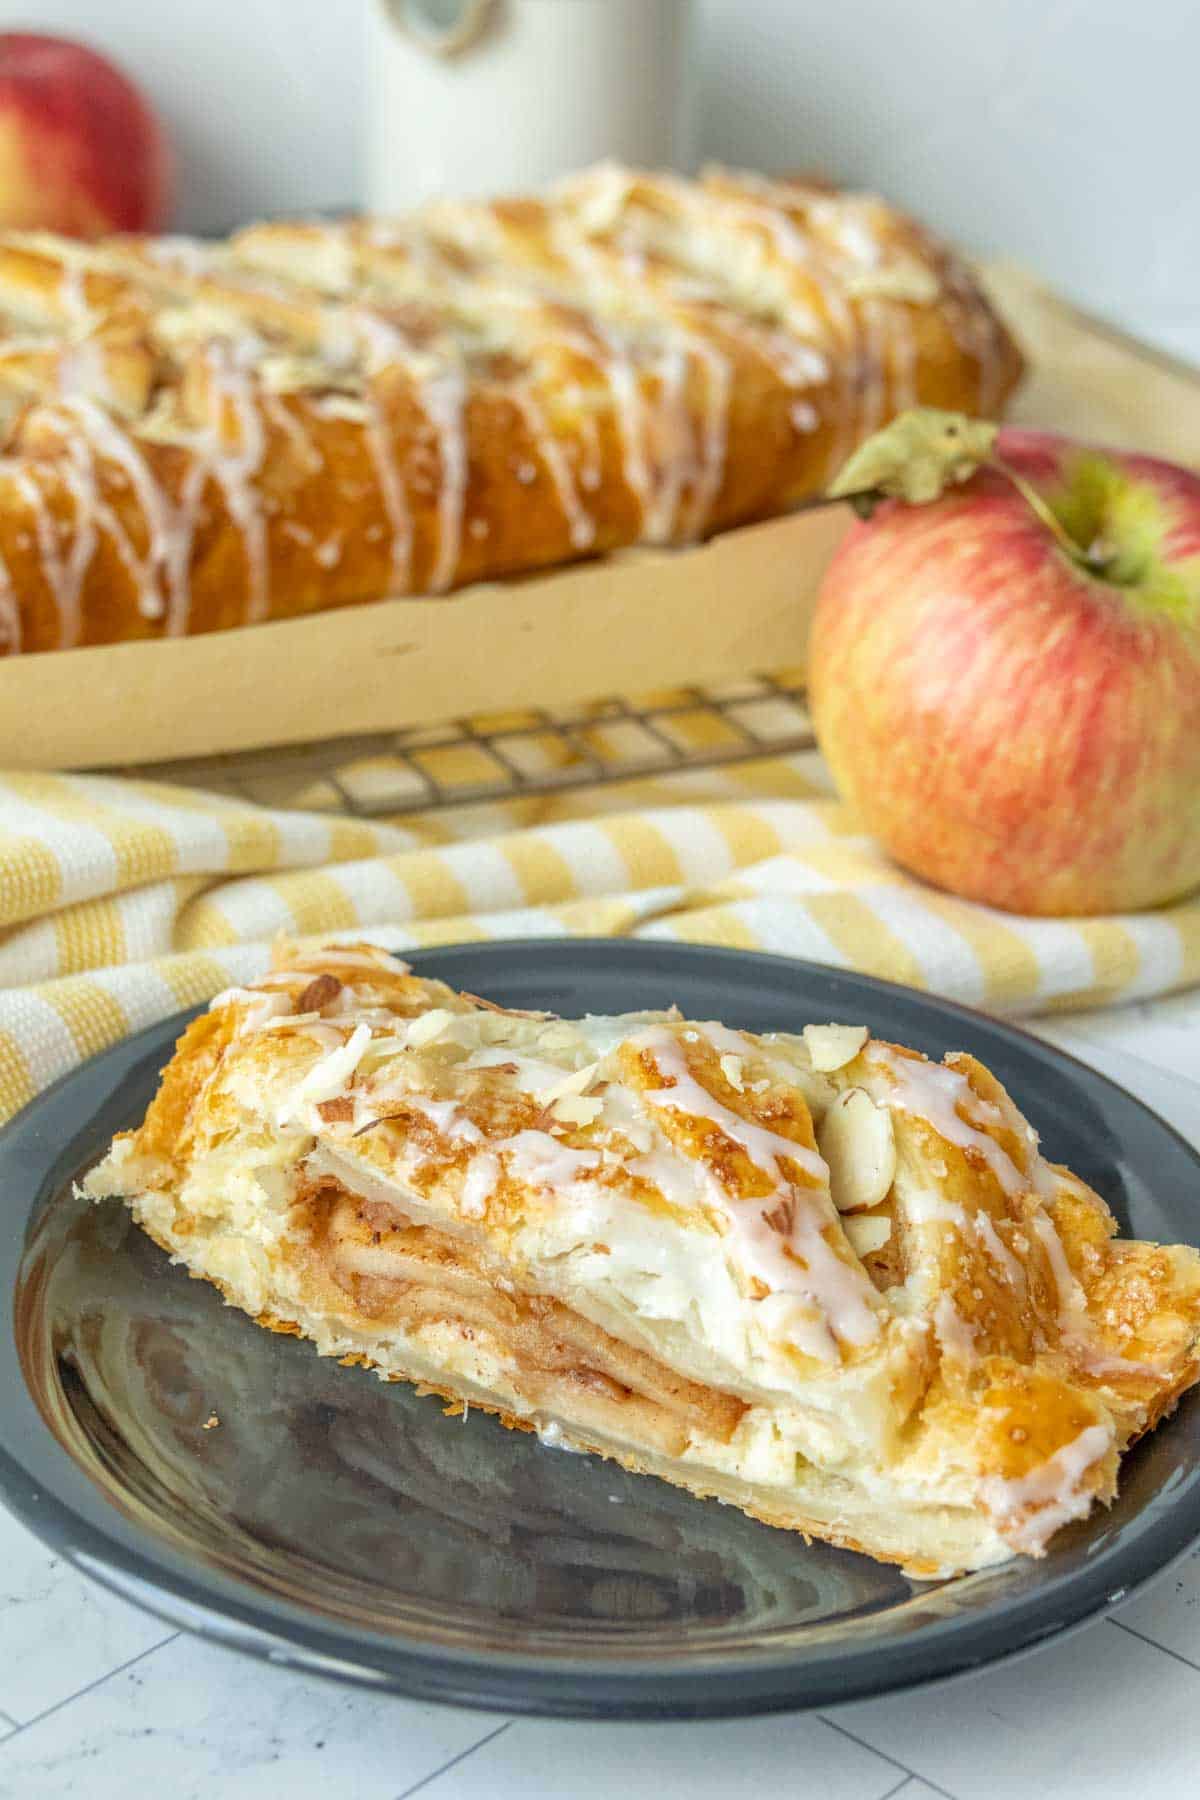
809 429 1200 916
0 33 170 237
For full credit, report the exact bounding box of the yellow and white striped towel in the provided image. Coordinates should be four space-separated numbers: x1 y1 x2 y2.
1 753 1197 1126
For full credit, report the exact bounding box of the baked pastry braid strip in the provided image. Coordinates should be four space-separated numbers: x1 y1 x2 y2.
0 164 1022 654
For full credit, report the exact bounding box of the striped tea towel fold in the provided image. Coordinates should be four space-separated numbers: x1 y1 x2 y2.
0 754 1196 1125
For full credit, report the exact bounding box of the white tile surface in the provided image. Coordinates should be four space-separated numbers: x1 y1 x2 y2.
833 1618 1200 1800
1111 1549 1200 1668
0 1507 172 1725
0 1635 497 1800
417 1713 901 1800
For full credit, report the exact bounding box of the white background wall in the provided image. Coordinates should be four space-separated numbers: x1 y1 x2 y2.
20 0 1196 357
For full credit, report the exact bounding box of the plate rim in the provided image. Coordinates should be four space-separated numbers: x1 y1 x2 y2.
2 937 1199 1720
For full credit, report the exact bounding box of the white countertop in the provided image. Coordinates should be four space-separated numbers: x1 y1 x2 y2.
1 987 1198 1800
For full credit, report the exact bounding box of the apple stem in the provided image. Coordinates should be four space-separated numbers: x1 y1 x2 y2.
986 453 1111 577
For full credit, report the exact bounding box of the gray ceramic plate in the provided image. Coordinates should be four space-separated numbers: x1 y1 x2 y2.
2 941 1199 1719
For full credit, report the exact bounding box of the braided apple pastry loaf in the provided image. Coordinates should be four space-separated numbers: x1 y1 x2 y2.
0 165 1023 656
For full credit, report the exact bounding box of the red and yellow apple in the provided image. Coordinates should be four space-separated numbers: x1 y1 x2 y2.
809 430 1200 916
0 32 170 237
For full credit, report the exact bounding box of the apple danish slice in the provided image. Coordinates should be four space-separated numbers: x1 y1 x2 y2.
85 940 1200 1576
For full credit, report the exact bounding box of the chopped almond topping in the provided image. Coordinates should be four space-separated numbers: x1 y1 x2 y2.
317 1095 355 1123
719 1053 745 1092
539 1061 601 1104
299 973 343 1013
463 992 552 1019
551 1095 604 1126
803 1023 869 1072
406 1008 456 1047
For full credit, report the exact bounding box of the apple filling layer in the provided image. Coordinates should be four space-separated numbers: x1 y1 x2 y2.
86 940 1200 1577
299 1176 747 1461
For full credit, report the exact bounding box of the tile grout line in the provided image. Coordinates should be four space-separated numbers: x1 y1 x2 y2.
1108 1615 1200 1674
393 1719 514 1800
817 1715 957 1800
0 1631 182 1744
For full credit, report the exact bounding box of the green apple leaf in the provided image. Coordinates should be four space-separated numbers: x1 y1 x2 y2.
827 408 998 506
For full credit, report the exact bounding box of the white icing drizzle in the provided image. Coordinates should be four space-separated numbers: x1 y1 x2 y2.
973 1209 1026 1288
872 1049 1025 1197
542 226 697 540
509 384 595 550
350 305 468 592
55 456 99 645
363 385 413 590
693 1021 754 1060
262 393 323 475
58 421 159 616
278 1022 371 1127
58 262 93 328
210 986 294 1033
164 458 211 637
0 541 20 653
979 1423 1112 1554
13 468 76 648
401 1095 483 1144
636 1027 878 1355
640 342 691 541
642 1030 826 1183
744 327 829 393
1031 1209 1087 1327
596 339 653 530
201 343 269 621
934 1295 978 1362
503 1129 603 1189
1030 1210 1160 1379
36 397 218 637
681 333 731 536
421 364 468 590
873 1048 1159 1379
460 1150 500 1218
51 397 176 623
904 1189 971 1229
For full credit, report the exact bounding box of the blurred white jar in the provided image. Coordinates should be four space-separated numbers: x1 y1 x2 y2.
365 0 694 211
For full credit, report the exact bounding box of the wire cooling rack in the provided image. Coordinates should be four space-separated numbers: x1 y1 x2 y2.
123 669 815 817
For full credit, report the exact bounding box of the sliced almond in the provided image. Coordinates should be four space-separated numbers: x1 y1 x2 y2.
817 1087 897 1213
538 1060 601 1104
803 1022 869 1072
843 1212 893 1256
844 262 940 304
550 1094 604 1126
405 1008 457 1049
719 1053 745 1092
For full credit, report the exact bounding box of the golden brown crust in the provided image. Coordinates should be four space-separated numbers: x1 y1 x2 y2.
0 166 1022 655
